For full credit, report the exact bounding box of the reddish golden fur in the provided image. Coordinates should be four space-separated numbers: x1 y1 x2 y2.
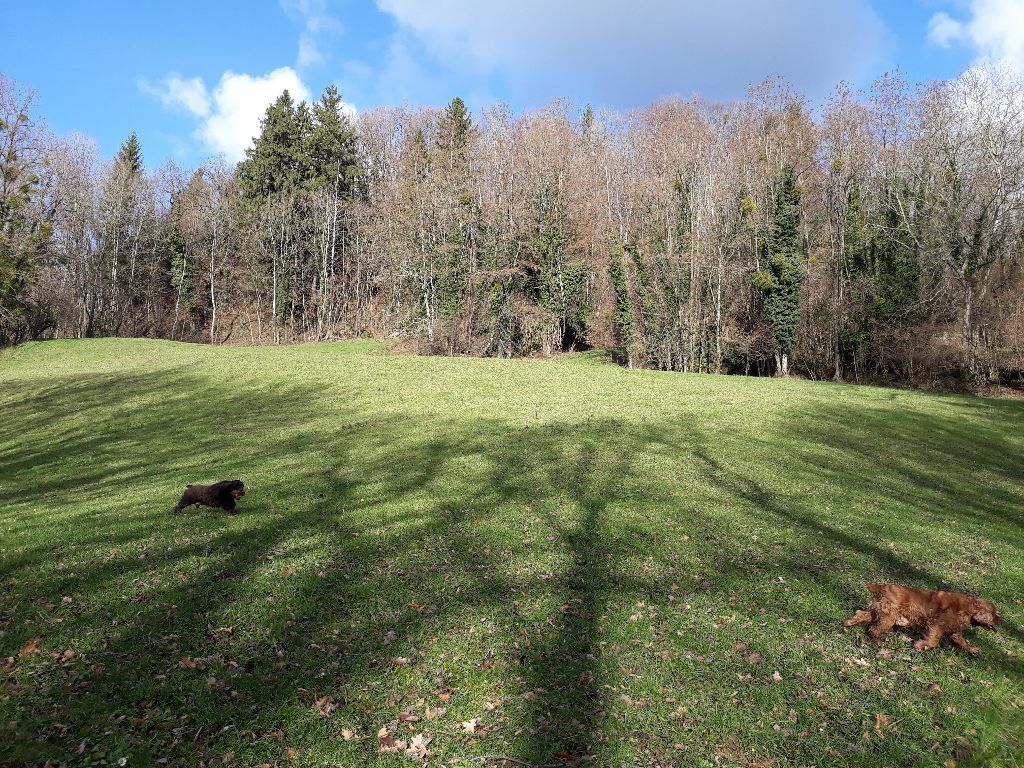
844 583 1000 654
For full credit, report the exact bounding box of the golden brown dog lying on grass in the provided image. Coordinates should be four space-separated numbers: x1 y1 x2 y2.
845 583 1000 654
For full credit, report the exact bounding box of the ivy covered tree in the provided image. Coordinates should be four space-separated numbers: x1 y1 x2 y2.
754 166 804 376
428 97 479 340
0 78 50 343
531 189 591 350
609 248 635 368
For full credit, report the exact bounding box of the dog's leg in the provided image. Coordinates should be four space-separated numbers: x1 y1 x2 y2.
948 632 979 656
913 626 944 651
844 610 873 628
867 613 896 641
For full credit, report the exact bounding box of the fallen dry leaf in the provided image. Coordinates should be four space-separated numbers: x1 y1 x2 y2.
314 696 336 717
341 728 355 741
461 718 481 734
875 712 894 737
378 730 405 753
405 733 432 760
19 638 42 658
392 657 411 666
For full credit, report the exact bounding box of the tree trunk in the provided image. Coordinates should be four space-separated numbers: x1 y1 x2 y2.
775 352 789 377
962 278 979 380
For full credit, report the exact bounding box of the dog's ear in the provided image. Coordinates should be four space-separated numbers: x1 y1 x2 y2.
983 599 1001 625
971 598 1000 626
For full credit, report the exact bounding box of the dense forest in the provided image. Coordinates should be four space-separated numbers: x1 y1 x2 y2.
2 67 1023 390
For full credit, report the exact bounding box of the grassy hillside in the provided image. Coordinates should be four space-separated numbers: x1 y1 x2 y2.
1 339 1022 767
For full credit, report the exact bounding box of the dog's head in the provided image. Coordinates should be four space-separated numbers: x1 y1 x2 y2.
970 598 1001 629
226 480 246 499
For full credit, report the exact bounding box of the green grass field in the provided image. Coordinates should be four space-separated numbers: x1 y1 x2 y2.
1 339 1022 768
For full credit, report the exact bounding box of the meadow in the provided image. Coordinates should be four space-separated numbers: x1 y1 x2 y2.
1 339 1022 767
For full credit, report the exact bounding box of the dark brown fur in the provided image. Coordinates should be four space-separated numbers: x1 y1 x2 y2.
844 582 1000 654
173 480 246 514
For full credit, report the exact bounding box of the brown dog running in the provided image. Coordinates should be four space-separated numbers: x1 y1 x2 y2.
173 480 246 514
844 582 1000 654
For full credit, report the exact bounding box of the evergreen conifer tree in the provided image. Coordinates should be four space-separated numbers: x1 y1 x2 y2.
581 106 595 139
436 97 473 167
116 132 143 176
306 85 359 194
237 90 304 200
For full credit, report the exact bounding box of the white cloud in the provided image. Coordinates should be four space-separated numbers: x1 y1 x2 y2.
281 0 343 69
198 68 312 162
138 73 211 117
298 36 324 68
928 0 1024 71
927 12 965 48
141 67 312 162
372 0 890 105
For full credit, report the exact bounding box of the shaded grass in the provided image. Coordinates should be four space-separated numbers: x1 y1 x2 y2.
0 338 1022 767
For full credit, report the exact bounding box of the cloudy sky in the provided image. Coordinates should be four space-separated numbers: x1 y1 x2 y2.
4 0 1023 167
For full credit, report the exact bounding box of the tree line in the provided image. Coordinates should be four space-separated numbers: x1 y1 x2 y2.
3 67 1023 390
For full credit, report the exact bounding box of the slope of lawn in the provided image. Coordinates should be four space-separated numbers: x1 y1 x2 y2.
1 339 1022 768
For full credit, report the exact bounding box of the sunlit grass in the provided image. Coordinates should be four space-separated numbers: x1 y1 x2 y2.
1 339 1022 767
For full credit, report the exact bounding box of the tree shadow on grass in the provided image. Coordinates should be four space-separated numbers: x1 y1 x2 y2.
1 364 1023 766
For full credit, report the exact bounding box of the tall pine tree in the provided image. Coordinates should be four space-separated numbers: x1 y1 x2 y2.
305 85 360 194
117 132 143 176
237 90 304 200
436 96 473 167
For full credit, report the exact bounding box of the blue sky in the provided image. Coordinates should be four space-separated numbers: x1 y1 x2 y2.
3 1 1020 169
